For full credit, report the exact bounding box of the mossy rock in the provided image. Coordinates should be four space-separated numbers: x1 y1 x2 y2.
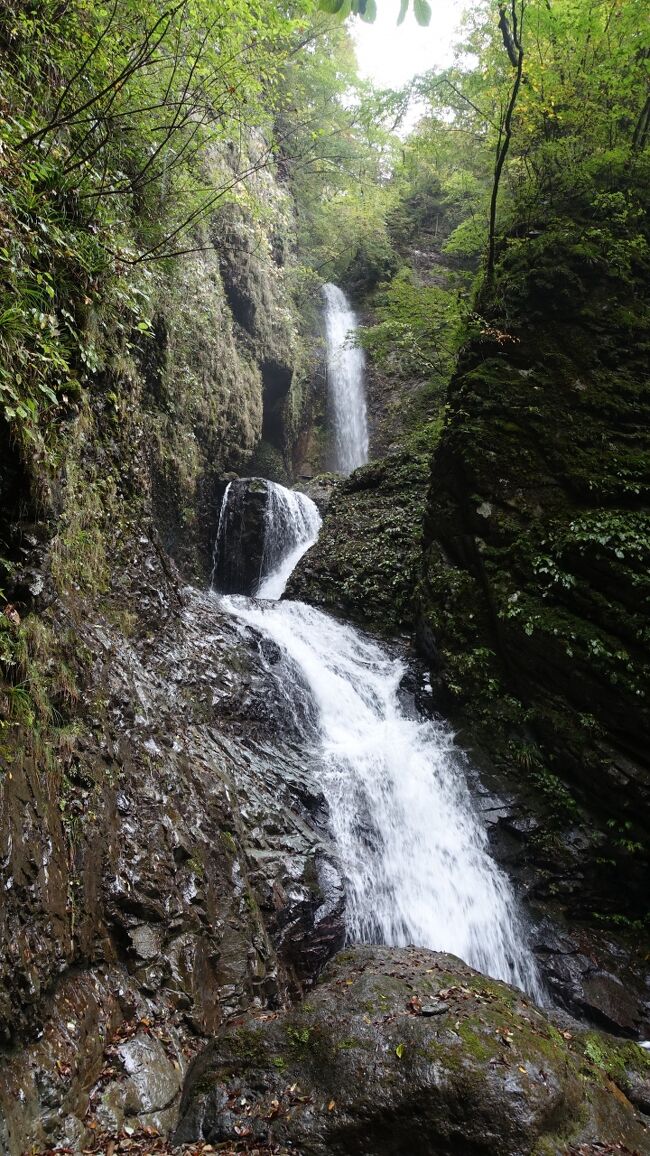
175 945 649 1154
419 168 650 922
287 451 430 633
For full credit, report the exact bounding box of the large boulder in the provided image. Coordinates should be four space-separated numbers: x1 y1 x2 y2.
212 477 270 594
175 945 650 1154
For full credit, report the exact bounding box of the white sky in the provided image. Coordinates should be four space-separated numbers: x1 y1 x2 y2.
350 0 467 89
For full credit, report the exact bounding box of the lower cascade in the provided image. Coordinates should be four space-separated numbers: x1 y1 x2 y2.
214 481 544 1001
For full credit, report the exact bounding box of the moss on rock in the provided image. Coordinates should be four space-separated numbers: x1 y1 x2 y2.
175 945 650 1155
287 451 430 633
419 164 650 924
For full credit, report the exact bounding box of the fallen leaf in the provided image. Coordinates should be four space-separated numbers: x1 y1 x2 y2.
395 1042 405 1059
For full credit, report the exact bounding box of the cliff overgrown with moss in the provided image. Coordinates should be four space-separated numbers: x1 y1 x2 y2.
0 0 397 750
419 152 650 923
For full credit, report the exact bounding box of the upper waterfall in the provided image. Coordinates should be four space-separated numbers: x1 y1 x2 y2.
322 283 369 475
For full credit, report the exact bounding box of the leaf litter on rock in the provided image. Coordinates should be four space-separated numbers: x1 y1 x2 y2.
37 1126 299 1156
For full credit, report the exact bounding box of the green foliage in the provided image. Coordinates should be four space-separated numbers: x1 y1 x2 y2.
276 18 404 284
584 1036 607 1070
405 0 650 289
359 267 464 387
0 0 316 455
317 0 431 25
0 602 85 768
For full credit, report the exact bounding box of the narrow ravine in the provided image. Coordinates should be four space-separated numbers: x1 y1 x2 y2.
322 282 369 474
212 477 544 1003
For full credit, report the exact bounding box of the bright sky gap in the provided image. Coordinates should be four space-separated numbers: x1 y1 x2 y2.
350 0 466 89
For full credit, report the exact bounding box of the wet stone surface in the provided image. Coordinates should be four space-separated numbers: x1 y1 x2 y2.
0 532 648 1155
0 558 344 1153
175 945 650 1156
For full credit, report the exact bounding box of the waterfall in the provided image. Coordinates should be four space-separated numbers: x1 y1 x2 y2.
257 484 322 599
322 283 369 475
216 483 544 1002
211 478 321 598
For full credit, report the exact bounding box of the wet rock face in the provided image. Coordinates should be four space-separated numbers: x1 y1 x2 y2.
287 452 429 632
473 780 650 1037
212 478 270 594
0 559 344 1153
418 231 650 921
175 945 650 1155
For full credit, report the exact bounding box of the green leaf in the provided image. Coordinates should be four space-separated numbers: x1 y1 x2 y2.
37 382 58 403
395 1042 405 1058
413 0 431 26
397 0 409 25
358 0 377 22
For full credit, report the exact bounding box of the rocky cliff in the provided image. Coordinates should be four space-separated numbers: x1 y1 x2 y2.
0 132 330 1151
0 541 347 1152
419 166 650 927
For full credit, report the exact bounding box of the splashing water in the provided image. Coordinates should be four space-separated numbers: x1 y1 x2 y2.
322 283 369 475
257 484 322 599
211 478 321 597
224 592 544 1001
216 480 544 1000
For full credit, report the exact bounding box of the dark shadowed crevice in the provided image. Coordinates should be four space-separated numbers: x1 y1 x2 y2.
261 359 292 451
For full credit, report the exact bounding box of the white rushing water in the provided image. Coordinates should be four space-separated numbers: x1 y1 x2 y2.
212 479 321 597
322 283 369 475
257 484 322 599
217 481 544 1001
